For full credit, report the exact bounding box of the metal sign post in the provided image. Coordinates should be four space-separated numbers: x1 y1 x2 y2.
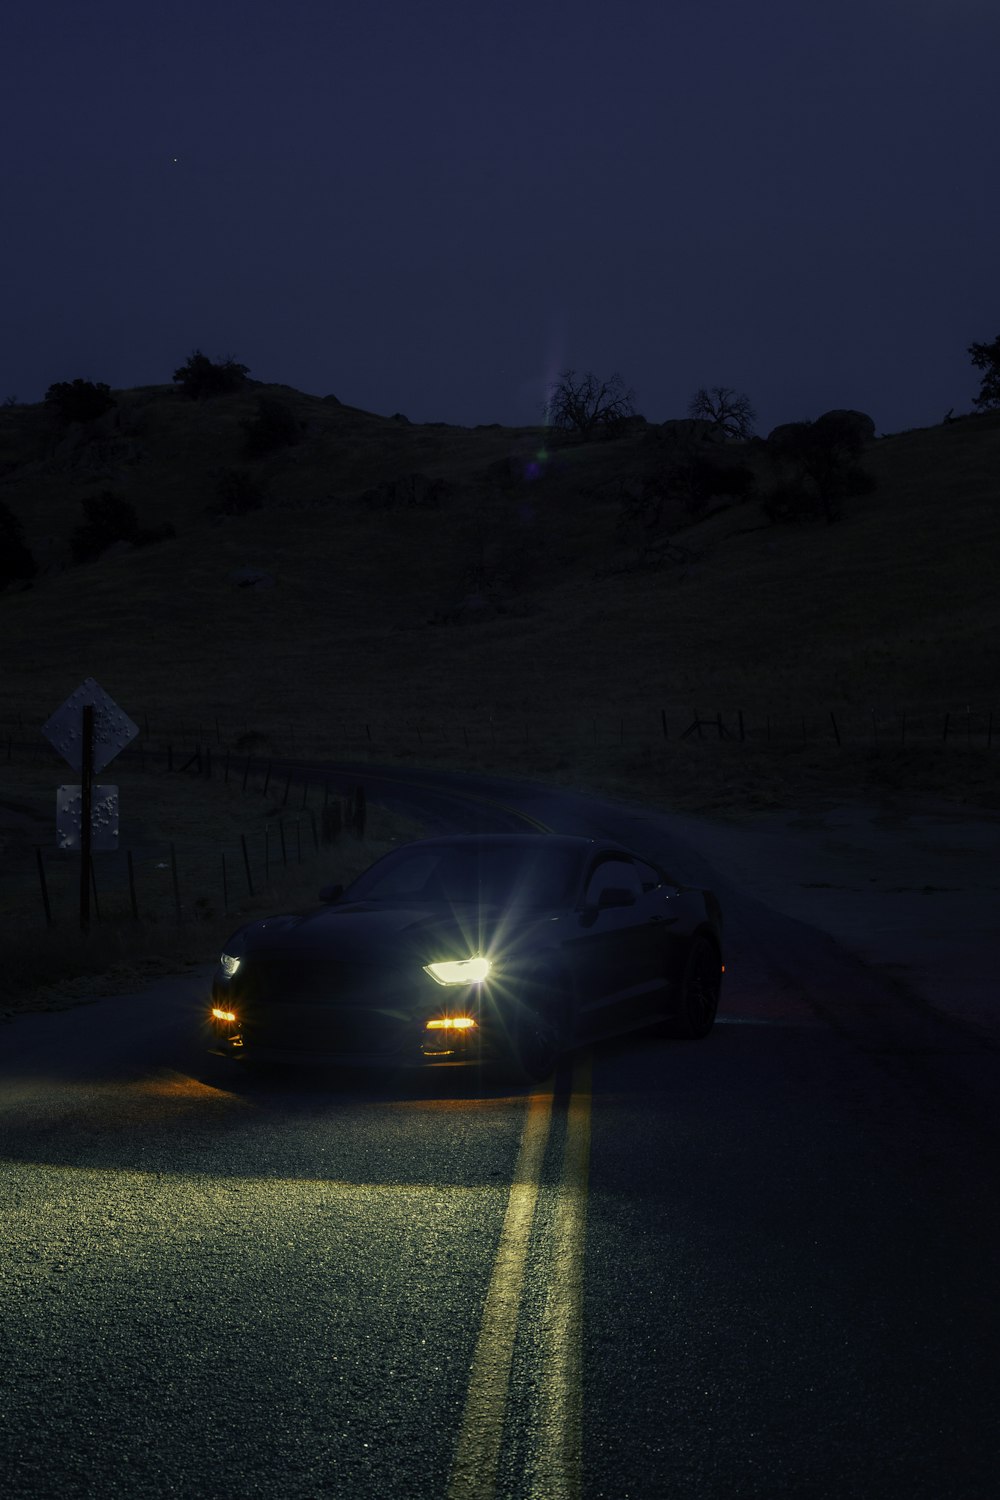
80 704 93 930
42 678 138 933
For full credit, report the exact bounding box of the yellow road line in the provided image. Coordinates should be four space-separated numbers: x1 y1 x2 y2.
530 1051 593 1500
447 1087 555 1499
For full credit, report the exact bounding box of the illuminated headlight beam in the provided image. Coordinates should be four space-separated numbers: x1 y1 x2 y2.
423 956 491 986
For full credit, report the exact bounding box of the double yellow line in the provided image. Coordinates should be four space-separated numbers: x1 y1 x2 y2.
447 1052 593 1500
345 769 588 1492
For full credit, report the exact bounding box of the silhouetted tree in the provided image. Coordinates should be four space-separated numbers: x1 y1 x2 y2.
242 395 301 456
0 502 37 586
44 378 115 423
547 370 636 438
173 349 250 399
613 479 696 572
968 334 1000 410
687 386 756 440
766 414 875 523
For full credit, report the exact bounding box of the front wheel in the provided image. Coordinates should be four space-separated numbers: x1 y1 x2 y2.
496 971 571 1084
657 936 721 1040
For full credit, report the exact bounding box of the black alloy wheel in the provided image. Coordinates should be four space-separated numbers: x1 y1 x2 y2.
659 935 721 1040
503 970 572 1083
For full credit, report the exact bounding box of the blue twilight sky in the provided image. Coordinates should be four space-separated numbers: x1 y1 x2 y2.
2 0 997 436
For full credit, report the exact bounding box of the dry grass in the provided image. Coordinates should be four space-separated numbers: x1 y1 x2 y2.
1 388 999 1009
0 757 424 1016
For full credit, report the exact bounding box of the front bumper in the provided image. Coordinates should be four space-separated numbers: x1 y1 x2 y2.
205 985 495 1070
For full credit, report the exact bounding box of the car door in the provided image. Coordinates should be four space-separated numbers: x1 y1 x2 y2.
561 855 656 1040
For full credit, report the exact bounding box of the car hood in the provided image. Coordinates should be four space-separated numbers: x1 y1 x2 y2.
233 901 560 965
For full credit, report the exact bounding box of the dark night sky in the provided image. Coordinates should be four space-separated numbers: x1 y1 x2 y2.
3 0 997 435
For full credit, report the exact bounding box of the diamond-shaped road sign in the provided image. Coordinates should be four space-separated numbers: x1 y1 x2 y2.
42 677 138 775
57 785 120 851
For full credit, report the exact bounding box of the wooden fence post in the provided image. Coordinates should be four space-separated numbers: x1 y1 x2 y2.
241 834 254 897
279 821 287 867
829 712 841 746
35 847 52 927
170 842 182 923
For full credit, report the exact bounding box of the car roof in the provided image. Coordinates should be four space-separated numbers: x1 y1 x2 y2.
398 833 614 853
390 833 653 866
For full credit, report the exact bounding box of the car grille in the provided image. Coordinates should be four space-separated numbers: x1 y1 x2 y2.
238 956 413 1052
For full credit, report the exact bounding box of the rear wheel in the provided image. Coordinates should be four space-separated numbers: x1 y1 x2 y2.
657 935 721 1040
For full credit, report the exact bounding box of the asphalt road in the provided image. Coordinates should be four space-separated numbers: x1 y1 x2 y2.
2 767 998 1499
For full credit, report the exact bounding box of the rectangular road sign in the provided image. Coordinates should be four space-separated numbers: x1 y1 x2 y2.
43 678 138 775
56 785 119 851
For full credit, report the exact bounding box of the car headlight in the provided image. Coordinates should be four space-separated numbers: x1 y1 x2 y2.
220 953 241 976
423 956 491 986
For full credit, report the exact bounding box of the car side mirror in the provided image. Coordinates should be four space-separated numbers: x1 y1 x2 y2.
319 883 344 903
596 886 636 910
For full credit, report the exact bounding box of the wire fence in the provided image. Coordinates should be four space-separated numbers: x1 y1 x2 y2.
1 703 997 761
4 761 367 933
3 701 996 931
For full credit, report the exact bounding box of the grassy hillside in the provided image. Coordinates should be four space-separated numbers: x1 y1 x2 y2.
2 383 999 814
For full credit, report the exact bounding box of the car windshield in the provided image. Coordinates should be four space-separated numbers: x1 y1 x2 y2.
344 844 582 908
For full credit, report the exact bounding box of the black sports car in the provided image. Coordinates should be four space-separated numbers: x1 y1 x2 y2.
206 833 724 1080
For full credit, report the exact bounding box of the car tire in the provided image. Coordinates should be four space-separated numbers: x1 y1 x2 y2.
498 970 572 1084
656 935 721 1040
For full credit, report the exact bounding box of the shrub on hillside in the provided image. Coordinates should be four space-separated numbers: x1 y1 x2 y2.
70 491 175 562
0 502 37 586
241 396 301 456
44 379 115 424
173 349 250 400
211 468 265 515
668 456 757 516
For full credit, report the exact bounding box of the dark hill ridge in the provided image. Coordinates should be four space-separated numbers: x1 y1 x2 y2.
1 383 998 811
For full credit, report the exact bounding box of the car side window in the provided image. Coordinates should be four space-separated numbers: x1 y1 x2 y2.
633 859 661 892
584 858 643 905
